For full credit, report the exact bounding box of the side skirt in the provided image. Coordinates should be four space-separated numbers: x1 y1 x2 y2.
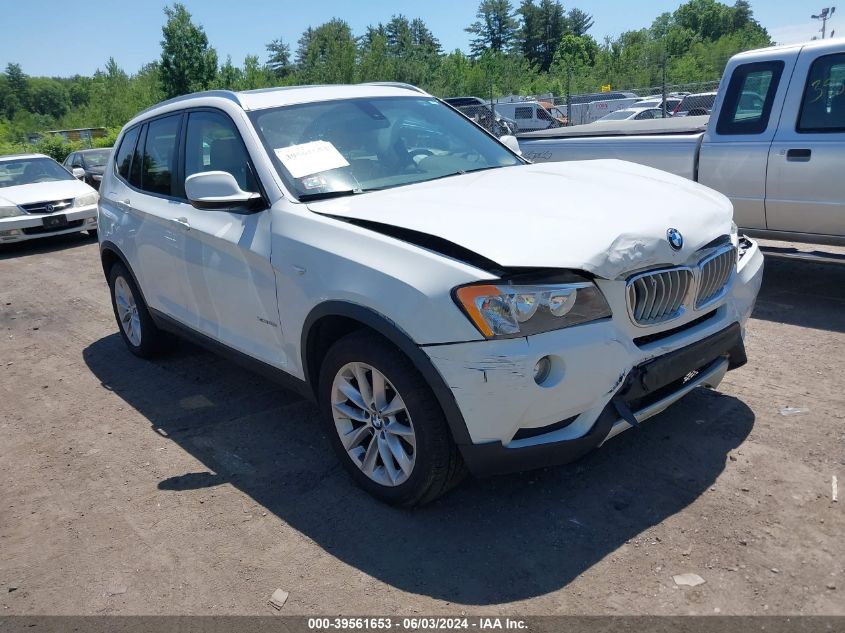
149 308 314 401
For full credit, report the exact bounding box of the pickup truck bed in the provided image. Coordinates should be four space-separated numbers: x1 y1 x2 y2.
518 117 709 180
516 37 845 247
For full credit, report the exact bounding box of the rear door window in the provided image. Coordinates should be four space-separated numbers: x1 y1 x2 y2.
114 127 140 181
716 61 784 135
798 53 845 133
139 115 182 197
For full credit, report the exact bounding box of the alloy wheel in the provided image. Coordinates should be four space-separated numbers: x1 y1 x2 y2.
330 362 416 486
114 276 142 347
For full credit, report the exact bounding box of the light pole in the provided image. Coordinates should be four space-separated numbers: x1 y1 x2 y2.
811 7 836 39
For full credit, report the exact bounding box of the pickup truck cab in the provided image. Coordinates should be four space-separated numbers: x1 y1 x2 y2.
518 38 845 246
98 83 763 506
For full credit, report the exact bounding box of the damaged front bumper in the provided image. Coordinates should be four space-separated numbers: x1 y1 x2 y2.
423 237 764 476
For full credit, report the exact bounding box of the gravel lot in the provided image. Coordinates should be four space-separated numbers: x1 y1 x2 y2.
1 234 843 616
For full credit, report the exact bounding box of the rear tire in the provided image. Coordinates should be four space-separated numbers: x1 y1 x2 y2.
318 331 465 506
107 262 170 358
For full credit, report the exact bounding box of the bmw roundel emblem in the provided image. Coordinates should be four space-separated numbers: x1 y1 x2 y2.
667 228 683 251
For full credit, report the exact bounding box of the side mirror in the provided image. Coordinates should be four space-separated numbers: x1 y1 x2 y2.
72 167 85 179
185 171 263 211
499 134 522 156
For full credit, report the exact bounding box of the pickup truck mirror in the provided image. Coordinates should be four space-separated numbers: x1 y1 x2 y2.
499 134 522 156
71 167 85 179
185 171 263 211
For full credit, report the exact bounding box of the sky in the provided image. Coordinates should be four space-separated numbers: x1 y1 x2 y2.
0 0 834 77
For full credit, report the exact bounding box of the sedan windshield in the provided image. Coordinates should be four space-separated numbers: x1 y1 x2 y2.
249 96 522 201
0 157 75 188
81 149 111 168
599 110 637 121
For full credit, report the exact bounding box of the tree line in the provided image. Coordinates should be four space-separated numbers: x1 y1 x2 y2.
0 0 771 159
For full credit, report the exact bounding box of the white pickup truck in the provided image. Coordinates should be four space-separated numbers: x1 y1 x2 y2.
517 38 845 247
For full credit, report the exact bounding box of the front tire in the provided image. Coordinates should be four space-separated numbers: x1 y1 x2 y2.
319 331 465 506
108 262 170 358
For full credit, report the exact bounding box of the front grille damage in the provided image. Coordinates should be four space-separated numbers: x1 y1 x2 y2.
626 244 736 327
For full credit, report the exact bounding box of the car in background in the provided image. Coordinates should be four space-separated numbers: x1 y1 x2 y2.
635 96 682 114
442 97 516 135
539 100 568 125
595 107 665 122
0 153 99 243
673 92 718 117
63 148 112 190
494 101 560 132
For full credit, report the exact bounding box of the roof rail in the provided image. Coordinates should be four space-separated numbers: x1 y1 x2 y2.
359 82 427 94
134 90 242 118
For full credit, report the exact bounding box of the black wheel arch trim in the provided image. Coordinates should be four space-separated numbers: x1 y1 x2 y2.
301 301 473 446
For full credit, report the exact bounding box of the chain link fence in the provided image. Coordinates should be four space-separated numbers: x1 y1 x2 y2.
445 79 723 133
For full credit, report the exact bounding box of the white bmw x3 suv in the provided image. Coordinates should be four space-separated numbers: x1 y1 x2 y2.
98 83 764 505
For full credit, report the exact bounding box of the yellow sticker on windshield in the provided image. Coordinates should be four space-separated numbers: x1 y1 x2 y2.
274 141 350 179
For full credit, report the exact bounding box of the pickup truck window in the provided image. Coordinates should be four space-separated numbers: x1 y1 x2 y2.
716 61 783 135
798 53 845 133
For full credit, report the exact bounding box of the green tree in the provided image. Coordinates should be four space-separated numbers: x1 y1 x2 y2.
566 9 594 36
465 0 518 56
28 79 70 119
159 3 218 98
265 38 293 78
295 19 357 84
517 0 566 72
357 32 393 82
216 55 243 90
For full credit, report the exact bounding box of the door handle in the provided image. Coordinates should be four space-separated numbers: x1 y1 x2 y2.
786 148 812 161
171 217 190 230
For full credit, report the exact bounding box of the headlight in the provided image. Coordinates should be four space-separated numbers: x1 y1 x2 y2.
0 205 24 218
730 221 739 248
454 280 611 338
75 192 99 207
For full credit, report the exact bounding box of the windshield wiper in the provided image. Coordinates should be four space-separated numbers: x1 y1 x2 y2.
298 189 361 202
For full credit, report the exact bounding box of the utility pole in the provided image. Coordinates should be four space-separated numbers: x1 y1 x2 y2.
566 66 572 127
661 55 667 118
812 7 836 39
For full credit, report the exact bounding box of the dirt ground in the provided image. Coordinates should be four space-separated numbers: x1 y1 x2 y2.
0 233 843 616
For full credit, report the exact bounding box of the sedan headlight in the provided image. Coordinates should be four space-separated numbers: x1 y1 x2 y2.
0 205 24 218
75 192 99 207
454 280 611 338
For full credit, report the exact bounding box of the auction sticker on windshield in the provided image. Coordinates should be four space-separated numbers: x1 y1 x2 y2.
274 140 350 178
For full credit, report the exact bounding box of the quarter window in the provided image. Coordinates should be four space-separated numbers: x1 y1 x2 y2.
184 110 257 192
114 126 140 181
716 61 784 135
139 115 181 196
798 53 845 133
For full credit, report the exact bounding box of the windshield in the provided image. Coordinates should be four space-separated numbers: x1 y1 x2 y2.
599 110 635 121
81 149 111 168
0 157 75 188
680 94 716 112
249 96 522 201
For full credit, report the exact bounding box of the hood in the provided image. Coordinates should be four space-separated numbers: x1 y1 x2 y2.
86 166 105 176
0 179 96 206
307 160 733 279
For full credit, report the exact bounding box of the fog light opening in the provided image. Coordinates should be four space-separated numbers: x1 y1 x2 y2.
533 356 552 385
